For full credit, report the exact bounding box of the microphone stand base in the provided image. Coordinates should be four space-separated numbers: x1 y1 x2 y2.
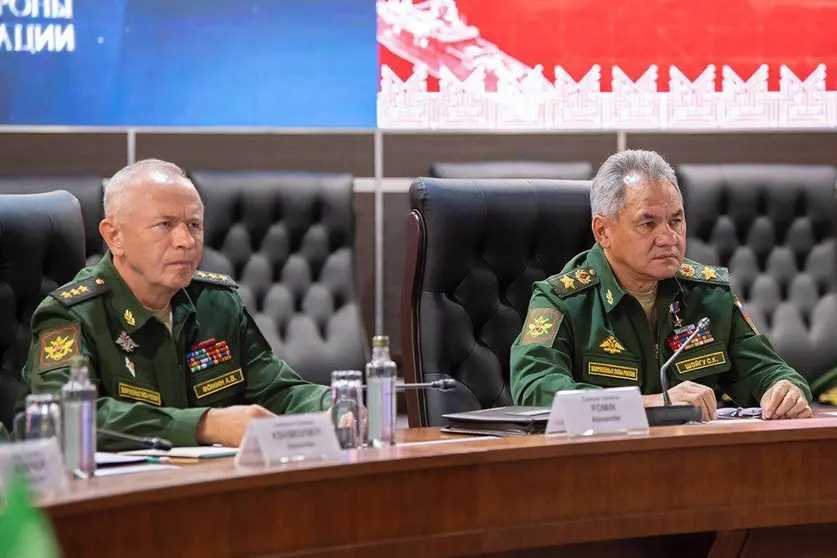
645 405 703 426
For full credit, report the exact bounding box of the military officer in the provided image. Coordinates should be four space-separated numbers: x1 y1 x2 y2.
510 150 812 421
19 159 330 450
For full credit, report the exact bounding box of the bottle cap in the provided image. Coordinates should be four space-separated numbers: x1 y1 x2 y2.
69 354 89 369
372 335 390 348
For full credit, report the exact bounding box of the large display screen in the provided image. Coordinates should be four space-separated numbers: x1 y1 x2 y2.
0 0 377 127
377 0 837 130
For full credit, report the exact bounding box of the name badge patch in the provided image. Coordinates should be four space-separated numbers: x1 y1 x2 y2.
587 361 638 381
675 351 727 374
194 368 244 399
118 383 162 406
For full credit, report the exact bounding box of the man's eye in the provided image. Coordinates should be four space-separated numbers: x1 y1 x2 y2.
641 222 654 229
157 221 172 229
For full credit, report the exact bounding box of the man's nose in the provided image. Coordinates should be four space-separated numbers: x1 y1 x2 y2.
172 223 196 248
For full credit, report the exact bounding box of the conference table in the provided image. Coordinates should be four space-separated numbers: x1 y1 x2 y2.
40 413 837 558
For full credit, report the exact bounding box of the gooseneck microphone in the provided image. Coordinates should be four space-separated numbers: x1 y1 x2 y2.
645 317 710 426
97 428 174 451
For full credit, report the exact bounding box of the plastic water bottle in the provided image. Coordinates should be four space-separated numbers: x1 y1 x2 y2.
365 335 397 447
61 355 97 476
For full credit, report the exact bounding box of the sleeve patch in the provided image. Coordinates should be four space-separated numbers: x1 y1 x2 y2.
522 308 563 346
39 324 80 371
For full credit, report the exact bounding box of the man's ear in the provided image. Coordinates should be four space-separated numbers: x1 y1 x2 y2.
99 218 124 257
592 215 611 248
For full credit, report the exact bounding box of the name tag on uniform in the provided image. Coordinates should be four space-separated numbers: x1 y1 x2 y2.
550 387 649 438
194 369 244 399
675 351 726 374
118 383 162 406
235 413 342 467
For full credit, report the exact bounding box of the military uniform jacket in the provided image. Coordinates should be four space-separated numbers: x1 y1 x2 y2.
510 244 811 408
22 253 328 449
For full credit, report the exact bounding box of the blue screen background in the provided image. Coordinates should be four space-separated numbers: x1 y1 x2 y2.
0 0 377 126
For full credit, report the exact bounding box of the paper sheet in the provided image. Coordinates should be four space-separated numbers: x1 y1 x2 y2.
93 464 180 477
120 446 237 459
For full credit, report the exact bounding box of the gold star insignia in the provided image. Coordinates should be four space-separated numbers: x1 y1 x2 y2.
124 309 136 327
701 266 718 280
560 275 576 290
606 289 614 306
599 334 626 355
96 278 105 285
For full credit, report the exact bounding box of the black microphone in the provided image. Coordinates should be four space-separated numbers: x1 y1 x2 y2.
398 379 457 392
97 428 173 451
645 317 709 426
359 378 457 392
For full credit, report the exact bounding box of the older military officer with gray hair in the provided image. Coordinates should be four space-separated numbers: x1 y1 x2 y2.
510 149 811 421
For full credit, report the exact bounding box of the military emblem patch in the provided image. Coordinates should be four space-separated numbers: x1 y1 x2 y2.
522 308 562 346
599 334 626 355
606 289 614 306
115 331 138 353
678 263 696 278
39 325 80 371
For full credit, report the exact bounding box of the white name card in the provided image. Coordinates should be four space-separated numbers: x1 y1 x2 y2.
235 412 342 467
552 387 649 438
0 438 68 497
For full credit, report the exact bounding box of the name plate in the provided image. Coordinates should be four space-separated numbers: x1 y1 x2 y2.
552 387 649 438
235 413 342 467
0 438 68 497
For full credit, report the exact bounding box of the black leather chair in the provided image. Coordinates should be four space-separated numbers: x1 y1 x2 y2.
0 177 106 266
189 171 368 386
402 178 593 426
429 161 593 180
0 191 87 430
678 164 837 385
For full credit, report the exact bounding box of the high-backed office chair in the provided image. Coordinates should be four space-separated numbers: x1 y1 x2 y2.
429 161 594 180
189 171 368 386
0 191 87 430
402 178 594 427
0 177 105 265
678 164 837 384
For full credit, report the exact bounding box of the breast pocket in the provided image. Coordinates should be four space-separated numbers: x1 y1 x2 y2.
188 363 246 407
673 341 731 382
582 352 642 388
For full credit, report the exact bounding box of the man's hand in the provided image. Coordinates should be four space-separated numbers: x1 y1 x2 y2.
760 380 812 420
196 405 277 447
643 381 717 421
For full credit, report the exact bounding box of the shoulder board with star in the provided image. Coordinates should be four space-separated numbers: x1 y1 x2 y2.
191 270 239 289
49 276 110 307
676 260 730 286
546 265 600 298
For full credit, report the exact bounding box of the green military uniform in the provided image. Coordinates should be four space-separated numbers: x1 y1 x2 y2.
20 253 328 450
810 367 837 406
511 243 811 408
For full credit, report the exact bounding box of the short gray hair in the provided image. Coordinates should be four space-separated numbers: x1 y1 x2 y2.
590 150 680 219
104 159 190 221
